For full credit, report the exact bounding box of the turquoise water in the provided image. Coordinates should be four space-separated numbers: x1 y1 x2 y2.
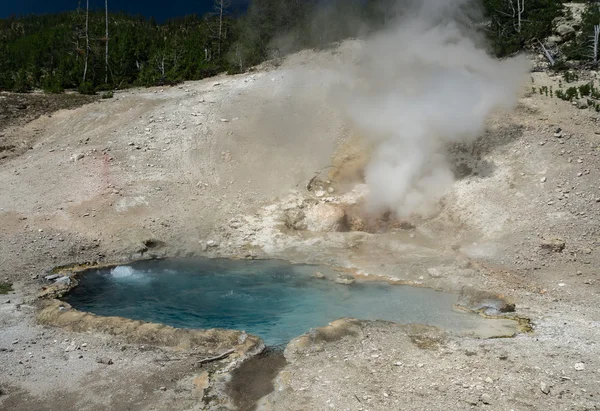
64 259 506 345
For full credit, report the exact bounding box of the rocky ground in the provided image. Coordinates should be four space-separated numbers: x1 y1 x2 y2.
1 42 600 410
0 92 97 163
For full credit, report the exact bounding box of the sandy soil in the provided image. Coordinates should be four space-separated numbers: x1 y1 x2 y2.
1 45 599 410
0 92 97 163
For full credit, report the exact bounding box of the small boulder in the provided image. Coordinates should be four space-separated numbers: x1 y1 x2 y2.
480 393 492 405
96 357 113 365
335 274 355 285
556 24 576 40
305 203 346 232
577 99 588 110
284 209 306 231
54 276 71 285
540 237 565 253
427 267 445 278
545 35 563 47
312 271 325 279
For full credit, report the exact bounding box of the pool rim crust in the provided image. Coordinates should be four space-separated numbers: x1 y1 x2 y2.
35 257 533 351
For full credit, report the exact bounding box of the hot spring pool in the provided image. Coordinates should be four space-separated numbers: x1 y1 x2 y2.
63 259 517 345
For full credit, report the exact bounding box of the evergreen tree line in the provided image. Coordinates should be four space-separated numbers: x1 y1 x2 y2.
0 0 569 94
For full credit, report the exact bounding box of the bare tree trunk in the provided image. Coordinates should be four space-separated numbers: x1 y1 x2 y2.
213 0 230 57
218 0 223 56
83 0 89 82
508 0 525 33
105 0 109 84
594 25 600 65
75 0 81 61
538 40 554 66
517 0 524 33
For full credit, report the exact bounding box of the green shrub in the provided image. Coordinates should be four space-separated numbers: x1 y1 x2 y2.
42 75 64 94
13 68 32 93
95 83 112 92
579 83 592 97
101 90 114 99
564 72 578 83
77 81 95 95
565 87 579 100
0 282 13 294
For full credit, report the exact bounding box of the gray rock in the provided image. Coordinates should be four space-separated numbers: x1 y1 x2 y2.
335 274 355 285
200 242 208 252
312 271 325 279
427 267 445 278
574 362 585 371
44 274 60 281
206 240 218 247
540 237 565 253
64 342 78 352
546 35 563 47
284 209 306 231
481 393 492 404
455 257 472 269
540 381 550 394
305 203 346 232
556 24 576 40
96 357 113 365
54 276 71 285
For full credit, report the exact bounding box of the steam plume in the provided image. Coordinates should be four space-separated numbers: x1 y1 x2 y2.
330 0 528 217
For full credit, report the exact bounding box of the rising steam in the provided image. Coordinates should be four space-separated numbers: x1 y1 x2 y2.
330 0 528 217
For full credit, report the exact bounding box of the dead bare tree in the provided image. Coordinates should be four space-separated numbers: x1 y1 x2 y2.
73 1 83 62
593 25 600 66
213 0 231 56
538 39 555 66
496 0 525 34
105 0 109 84
83 0 89 82
232 42 243 72
516 0 524 33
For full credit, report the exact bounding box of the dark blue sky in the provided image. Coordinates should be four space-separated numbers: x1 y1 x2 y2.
0 0 250 22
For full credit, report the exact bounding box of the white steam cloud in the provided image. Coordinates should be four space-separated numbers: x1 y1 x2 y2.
330 0 528 218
